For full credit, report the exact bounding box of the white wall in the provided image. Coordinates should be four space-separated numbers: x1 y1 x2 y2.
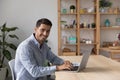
0 0 58 56
0 0 120 57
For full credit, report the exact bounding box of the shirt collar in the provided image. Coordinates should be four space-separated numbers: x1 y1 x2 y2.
30 33 43 49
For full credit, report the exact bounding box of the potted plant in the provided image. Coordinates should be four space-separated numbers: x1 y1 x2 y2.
99 0 112 8
70 5 76 13
99 0 112 13
0 23 19 80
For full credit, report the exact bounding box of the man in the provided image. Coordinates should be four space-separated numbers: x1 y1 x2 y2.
15 18 72 80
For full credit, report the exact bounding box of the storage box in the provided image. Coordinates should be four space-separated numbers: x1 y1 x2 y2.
69 37 76 44
63 52 76 56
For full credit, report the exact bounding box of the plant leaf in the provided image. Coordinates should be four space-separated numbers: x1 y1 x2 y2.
7 27 18 32
0 40 1 45
1 23 7 32
1 23 18 32
8 43 17 50
9 34 19 39
3 50 12 60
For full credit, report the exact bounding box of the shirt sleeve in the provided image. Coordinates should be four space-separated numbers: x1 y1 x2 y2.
46 48 64 65
19 45 57 77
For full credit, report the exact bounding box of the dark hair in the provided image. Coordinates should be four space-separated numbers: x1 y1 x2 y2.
36 18 52 27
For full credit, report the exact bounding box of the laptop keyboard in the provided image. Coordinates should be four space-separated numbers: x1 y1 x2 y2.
71 66 78 71
63 66 78 71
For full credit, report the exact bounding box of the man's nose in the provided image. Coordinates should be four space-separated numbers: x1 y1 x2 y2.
43 31 47 35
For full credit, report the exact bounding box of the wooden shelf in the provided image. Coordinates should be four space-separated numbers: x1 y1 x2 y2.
80 28 96 30
101 27 120 30
61 13 77 15
100 13 120 15
80 43 97 45
61 28 77 30
80 13 96 15
58 0 120 56
58 0 99 56
100 47 120 61
63 43 77 46
62 52 76 56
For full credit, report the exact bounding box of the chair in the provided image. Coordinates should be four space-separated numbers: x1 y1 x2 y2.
8 59 16 80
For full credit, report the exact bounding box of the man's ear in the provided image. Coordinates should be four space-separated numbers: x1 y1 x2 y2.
34 27 37 31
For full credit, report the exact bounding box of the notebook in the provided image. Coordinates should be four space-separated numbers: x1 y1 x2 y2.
64 49 91 72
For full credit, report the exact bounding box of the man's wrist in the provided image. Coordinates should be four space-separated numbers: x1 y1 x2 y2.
56 66 59 71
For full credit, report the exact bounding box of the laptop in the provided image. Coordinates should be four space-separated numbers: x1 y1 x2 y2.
64 49 91 72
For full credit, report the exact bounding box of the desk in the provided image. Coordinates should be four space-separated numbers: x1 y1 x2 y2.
100 48 120 61
55 55 120 80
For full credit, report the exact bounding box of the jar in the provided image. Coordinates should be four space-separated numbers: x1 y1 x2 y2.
62 36 67 44
114 8 119 14
62 9 67 14
116 18 120 26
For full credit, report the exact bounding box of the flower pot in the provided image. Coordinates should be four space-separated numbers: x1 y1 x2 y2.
70 9 75 13
0 67 7 80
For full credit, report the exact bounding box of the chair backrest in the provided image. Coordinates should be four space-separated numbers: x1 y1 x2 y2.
8 59 15 80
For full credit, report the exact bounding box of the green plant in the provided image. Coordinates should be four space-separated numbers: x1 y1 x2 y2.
99 0 112 8
0 23 19 68
70 5 75 9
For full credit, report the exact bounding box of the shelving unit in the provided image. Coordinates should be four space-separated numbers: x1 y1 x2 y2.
100 0 120 49
58 0 120 56
58 0 78 56
58 0 99 56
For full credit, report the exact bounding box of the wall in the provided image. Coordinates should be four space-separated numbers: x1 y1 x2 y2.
0 0 58 79
0 0 58 56
1 0 120 56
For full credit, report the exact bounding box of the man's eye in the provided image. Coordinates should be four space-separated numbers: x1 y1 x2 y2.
40 29 44 32
47 30 50 33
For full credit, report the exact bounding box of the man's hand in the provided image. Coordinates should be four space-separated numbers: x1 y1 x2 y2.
56 60 73 71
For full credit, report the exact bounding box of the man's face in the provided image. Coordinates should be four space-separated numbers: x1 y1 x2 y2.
34 24 51 44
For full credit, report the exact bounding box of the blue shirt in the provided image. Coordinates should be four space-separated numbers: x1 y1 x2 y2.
15 34 64 80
